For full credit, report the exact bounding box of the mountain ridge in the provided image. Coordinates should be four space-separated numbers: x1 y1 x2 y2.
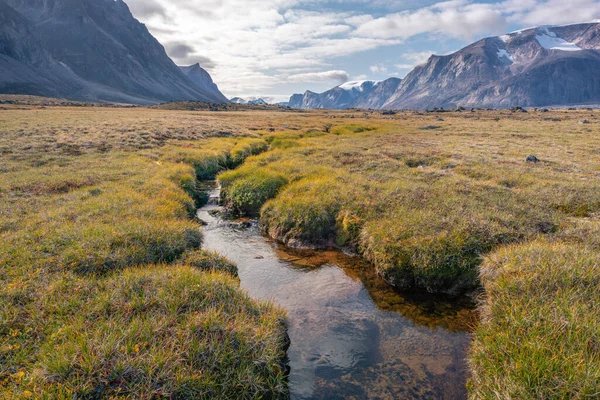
0 0 227 104
288 22 600 110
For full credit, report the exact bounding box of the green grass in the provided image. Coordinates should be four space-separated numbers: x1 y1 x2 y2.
0 110 288 398
216 119 595 294
469 241 600 399
2 105 600 398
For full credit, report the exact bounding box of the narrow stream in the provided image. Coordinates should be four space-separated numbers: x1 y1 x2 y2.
198 186 478 400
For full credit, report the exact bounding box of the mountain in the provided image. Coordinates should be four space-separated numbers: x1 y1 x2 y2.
289 22 600 110
179 64 228 103
288 80 386 109
230 97 247 104
0 0 226 104
248 98 268 105
230 97 269 105
383 23 600 109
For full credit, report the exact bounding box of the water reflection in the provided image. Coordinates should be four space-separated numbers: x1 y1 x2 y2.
198 195 477 400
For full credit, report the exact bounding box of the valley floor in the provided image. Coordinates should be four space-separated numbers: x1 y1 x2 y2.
1 102 599 398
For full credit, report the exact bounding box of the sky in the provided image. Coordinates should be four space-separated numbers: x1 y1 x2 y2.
124 0 600 102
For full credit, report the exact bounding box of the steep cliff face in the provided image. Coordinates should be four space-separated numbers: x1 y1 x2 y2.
383 23 600 109
0 0 227 103
179 64 228 103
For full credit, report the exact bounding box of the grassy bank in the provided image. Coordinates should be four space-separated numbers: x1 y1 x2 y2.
469 241 600 398
217 112 600 294
211 108 600 398
2 105 599 398
0 108 286 398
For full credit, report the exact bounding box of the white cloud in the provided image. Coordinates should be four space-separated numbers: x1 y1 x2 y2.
370 63 388 74
353 1 507 40
123 0 600 98
288 70 350 84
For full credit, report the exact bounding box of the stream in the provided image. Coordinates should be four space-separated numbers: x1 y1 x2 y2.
198 185 478 400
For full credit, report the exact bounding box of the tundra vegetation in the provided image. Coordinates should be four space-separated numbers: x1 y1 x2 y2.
1 96 599 398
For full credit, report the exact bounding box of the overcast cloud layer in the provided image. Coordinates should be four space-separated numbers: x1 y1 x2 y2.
124 0 600 102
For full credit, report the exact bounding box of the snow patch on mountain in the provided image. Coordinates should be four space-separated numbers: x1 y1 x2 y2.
536 27 582 51
497 49 513 64
338 81 378 91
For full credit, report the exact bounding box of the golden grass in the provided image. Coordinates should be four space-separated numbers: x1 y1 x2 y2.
469 241 600 399
1 104 599 398
0 108 288 398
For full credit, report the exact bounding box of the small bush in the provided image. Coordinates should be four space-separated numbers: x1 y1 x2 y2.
179 250 238 277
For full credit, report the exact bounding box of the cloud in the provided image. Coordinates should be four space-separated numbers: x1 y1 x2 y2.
370 63 388 74
164 42 217 69
125 0 167 19
504 0 600 25
124 0 600 97
164 42 195 59
354 1 507 40
288 70 350 84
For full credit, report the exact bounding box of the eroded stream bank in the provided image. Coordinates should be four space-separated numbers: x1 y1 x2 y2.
198 185 478 399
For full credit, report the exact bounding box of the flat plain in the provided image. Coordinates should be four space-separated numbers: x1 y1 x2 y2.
1 99 599 398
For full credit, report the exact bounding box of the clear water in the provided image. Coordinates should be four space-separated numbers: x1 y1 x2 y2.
198 187 477 400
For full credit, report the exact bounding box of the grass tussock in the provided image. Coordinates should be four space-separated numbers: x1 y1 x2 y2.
217 116 597 294
0 109 288 398
9 266 287 398
469 241 600 399
178 250 239 277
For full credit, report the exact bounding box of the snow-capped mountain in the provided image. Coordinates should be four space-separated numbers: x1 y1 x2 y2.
0 0 227 104
383 22 600 109
289 22 600 110
288 79 400 109
229 97 269 105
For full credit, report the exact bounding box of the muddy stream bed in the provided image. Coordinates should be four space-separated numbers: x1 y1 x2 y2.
198 186 478 399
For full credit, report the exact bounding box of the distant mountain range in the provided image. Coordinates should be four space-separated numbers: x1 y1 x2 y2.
230 97 269 105
289 22 600 110
0 0 227 104
288 79 402 110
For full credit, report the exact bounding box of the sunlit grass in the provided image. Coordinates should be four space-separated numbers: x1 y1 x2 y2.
469 241 600 399
0 109 288 398
1 104 599 398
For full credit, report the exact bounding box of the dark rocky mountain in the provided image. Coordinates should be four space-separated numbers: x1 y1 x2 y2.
383 23 600 109
179 63 228 103
354 78 402 109
0 0 227 104
289 23 600 110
